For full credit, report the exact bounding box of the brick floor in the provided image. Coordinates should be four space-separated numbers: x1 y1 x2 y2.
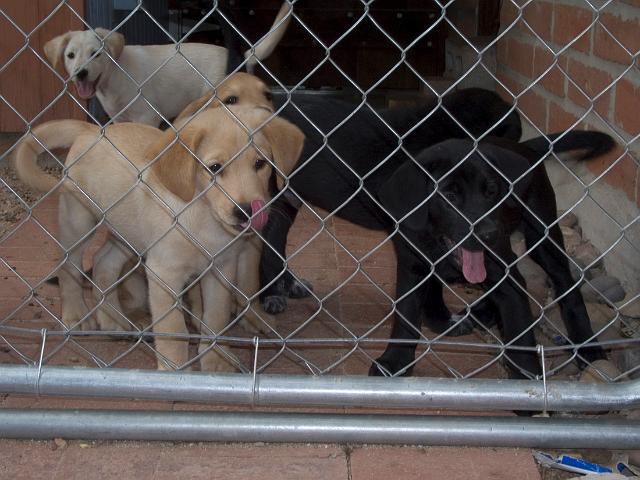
0 181 542 478
0 440 540 480
350 446 540 480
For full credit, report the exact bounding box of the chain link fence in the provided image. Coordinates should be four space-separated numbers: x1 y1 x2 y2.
0 0 639 444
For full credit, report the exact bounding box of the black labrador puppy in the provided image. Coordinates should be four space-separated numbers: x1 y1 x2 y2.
373 131 613 378
261 88 522 313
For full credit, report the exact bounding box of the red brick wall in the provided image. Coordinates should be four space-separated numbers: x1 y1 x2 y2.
496 1 640 207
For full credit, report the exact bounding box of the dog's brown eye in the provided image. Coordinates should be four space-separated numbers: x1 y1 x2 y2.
255 158 267 170
67 52 75 59
264 91 273 101
209 163 222 174
224 96 238 105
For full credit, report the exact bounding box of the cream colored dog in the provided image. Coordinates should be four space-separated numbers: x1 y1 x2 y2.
44 3 290 126
89 72 276 333
15 107 304 371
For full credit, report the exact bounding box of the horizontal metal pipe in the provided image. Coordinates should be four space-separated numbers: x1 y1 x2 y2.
1 409 639 449
1 364 639 412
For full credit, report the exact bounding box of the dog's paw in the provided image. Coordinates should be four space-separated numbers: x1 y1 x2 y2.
288 278 313 299
262 295 287 314
446 314 475 337
238 317 260 334
368 355 414 377
368 362 390 376
238 313 274 335
97 311 132 333
79 317 99 331
63 305 97 331
200 346 239 373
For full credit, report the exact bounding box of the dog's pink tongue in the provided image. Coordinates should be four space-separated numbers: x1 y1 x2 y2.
75 80 96 99
250 199 268 231
461 248 487 284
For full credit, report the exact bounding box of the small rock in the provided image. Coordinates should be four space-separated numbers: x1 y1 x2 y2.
581 276 625 303
511 239 526 258
590 275 622 292
586 303 618 341
572 224 583 237
510 231 526 256
585 302 640 378
558 211 578 228
561 226 582 256
616 299 640 318
613 345 640 380
601 285 626 303
573 242 602 270
53 438 67 450
517 257 550 305
579 359 622 383
586 265 606 281
584 303 632 378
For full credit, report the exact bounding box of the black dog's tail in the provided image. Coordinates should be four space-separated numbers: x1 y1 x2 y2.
523 130 616 160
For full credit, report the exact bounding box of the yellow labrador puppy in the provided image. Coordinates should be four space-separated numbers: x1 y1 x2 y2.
89 71 275 332
15 107 304 371
172 72 274 128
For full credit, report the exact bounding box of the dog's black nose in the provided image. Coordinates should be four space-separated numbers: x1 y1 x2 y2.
233 203 252 223
76 69 88 80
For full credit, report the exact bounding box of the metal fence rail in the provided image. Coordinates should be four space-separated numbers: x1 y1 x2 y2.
3 410 640 449
0 0 639 446
2 364 640 412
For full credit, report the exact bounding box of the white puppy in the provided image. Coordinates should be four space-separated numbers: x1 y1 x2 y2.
44 3 291 126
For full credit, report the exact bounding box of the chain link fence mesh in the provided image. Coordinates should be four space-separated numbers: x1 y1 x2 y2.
0 1 639 394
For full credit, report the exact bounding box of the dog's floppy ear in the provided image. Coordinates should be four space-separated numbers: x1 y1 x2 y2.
378 156 437 231
149 127 205 202
95 27 125 59
478 144 533 200
44 32 74 71
260 116 305 190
